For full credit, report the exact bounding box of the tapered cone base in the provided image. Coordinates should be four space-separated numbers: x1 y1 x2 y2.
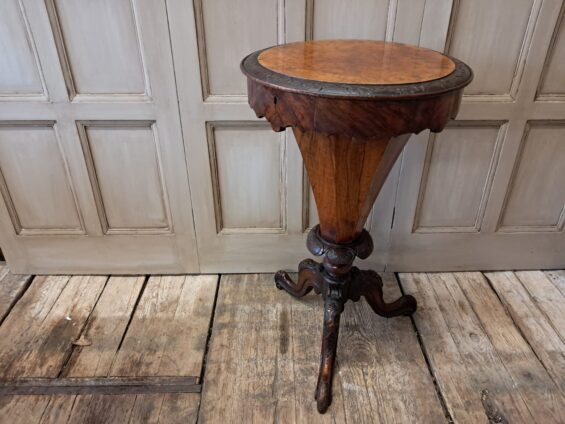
294 128 409 243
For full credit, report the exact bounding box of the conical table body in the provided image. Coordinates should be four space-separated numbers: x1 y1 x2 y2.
294 127 409 243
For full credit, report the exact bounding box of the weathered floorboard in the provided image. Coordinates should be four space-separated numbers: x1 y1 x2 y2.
0 275 107 379
0 395 52 424
455 272 564 416
199 273 312 423
337 273 445 423
545 270 565 297
64 276 146 378
514 271 565 340
0 273 211 423
110 275 218 379
0 276 71 378
128 393 200 424
0 269 563 423
0 376 199 395
0 265 32 323
0 393 200 424
399 273 489 423
485 271 565 394
399 272 564 424
63 274 218 381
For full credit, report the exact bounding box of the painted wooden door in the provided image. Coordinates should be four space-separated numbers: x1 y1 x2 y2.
389 0 565 270
0 0 198 273
3 0 563 274
167 0 451 273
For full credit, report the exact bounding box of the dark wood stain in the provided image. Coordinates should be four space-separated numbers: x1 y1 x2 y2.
481 389 509 424
278 308 289 355
0 376 200 396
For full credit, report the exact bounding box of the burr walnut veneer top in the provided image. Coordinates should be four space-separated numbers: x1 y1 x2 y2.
257 40 455 85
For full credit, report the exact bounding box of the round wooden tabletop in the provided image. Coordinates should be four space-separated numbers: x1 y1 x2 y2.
241 40 472 99
258 40 455 85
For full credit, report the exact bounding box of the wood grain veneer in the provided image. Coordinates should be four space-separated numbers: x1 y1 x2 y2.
258 40 456 85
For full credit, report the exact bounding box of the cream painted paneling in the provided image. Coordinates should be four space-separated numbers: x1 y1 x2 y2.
0 1 44 96
0 0 198 273
0 124 82 234
2 0 563 273
81 123 170 233
447 0 536 97
390 0 565 271
393 0 427 44
501 123 565 230
49 0 146 96
311 0 390 40
539 10 565 97
415 124 503 231
209 123 284 232
196 0 279 97
168 0 306 273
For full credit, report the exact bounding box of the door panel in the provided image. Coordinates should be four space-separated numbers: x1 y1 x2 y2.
169 0 303 272
414 123 504 232
195 0 280 97
0 1 44 96
389 0 565 271
48 0 146 95
80 123 171 233
500 123 565 230
311 0 390 40
538 10 565 98
0 0 198 273
0 123 82 234
447 0 536 97
209 123 284 232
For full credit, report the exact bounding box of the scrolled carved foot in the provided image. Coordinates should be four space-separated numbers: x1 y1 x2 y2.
274 259 323 298
350 269 417 317
315 296 343 413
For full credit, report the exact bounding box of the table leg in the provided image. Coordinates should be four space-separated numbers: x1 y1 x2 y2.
275 226 417 413
274 259 323 297
316 289 344 413
350 269 417 318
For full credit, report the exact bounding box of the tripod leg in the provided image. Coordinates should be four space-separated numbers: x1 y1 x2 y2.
351 269 417 317
315 294 344 413
274 259 323 298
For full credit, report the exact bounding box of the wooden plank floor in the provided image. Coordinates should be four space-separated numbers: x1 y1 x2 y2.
0 263 562 423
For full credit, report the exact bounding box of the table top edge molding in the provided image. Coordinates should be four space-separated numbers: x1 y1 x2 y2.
241 41 473 139
241 45 473 101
